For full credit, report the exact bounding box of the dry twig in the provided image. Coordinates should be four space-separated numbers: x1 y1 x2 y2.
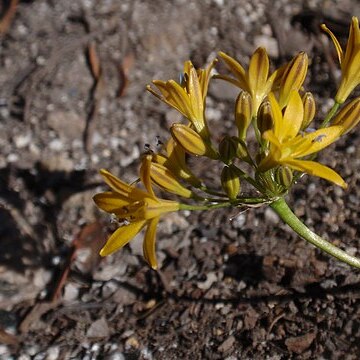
0 0 19 35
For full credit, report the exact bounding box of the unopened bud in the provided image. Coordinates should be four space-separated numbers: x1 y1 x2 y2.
332 97 360 135
274 166 293 188
219 136 238 164
257 100 273 134
170 124 207 156
235 91 252 139
234 138 249 160
301 92 316 130
279 52 308 108
221 165 241 200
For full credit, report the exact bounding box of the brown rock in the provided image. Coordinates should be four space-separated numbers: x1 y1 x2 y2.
285 331 317 354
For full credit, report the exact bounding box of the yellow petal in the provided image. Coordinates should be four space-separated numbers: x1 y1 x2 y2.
259 131 283 171
198 58 217 101
188 65 203 121
150 162 193 198
247 47 269 100
167 80 193 118
278 52 308 108
93 191 129 213
100 220 147 256
290 126 342 157
321 23 343 64
285 159 347 188
218 51 249 91
262 129 282 151
151 80 171 98
268 93 284 140
139 155 157 199
100 169 146 199
143 198 180 219
343 17 360 70
143 217 159 269
282 91 304 141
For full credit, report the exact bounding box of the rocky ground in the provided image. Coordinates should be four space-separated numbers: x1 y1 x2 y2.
0 0 359 359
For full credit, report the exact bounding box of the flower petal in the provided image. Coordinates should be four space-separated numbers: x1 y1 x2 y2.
188 65 203 121
139 155 157 199
150 162 193 198
100 169 146 199
278 52 308 108
343 17 359 70
290 126 343 157
167 80 193 119
93 191 129 213
143 217 159 269
282 91 304 141
218 51 249 91
247 47 269 101
198 59 217 101
321 23 343 64
268 93 284 140
100 220 147 256
285 159 347 188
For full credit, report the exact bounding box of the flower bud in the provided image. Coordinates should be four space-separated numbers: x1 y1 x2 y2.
257 100 273 134
301 92 316 130
279 52 308 108
235 91 252 139
332 97 360 135
274 166 293 188
221 166 241 200
219 136 238 164
150 162 193 198
170 124 207 156
234 138 249 160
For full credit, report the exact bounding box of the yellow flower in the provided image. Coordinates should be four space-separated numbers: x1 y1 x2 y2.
147 59 217 138
217 48 281 116
259 92 347 188
218 49 308 115
322 17 360 103
93 159 180 269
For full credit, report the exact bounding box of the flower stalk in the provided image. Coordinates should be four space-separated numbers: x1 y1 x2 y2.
270 197 360 269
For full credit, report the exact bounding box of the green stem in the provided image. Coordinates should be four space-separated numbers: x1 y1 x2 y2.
270 197 360 269
321 101 340 128
180 201 232 211
180 195 270 212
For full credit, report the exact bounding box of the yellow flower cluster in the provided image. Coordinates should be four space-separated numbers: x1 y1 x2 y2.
94 17 360 268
